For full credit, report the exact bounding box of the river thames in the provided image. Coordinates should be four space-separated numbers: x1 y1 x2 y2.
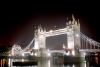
0 56 99 67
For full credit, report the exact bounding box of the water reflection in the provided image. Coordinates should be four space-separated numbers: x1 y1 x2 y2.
0 58 7 67
0 56 99 67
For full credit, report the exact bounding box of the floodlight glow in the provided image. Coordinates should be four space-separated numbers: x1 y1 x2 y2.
49 30 53 33
22 53 24 56
48 60 50 67
72 50 75 56
9 54 11 56
48 53 50 56
63 44 65 49
47 49 49 51
22 59 24 62
66 51 70 55
84 53 86 55
85 61 86 67
35 53 37 56
68 42 74 49
8 59 10 65
72 64 75 67
33 41 38 49
76 34 79 37
31 52 33 55
69 29 72 31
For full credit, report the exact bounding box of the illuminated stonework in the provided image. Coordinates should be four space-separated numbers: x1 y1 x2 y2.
34 15 80 56
11 15 100 58
11 15 80 57
11 44 22 56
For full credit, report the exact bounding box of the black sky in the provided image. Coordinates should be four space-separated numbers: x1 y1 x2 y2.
0 1 100 50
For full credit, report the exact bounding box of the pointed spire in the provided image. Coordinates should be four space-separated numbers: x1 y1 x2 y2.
72 14 75 21
72 14 74 18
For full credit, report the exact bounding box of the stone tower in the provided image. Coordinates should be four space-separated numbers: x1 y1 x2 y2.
66 14 80 57
33 15 84 59
34 25 46 57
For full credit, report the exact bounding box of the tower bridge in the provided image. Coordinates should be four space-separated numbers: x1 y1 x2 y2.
10 15 100 61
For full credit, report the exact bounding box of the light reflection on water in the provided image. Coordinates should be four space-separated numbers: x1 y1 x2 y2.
0 57 99 67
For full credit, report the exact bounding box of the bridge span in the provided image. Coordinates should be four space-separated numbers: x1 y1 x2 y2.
79 49 100 52
9 15 100 62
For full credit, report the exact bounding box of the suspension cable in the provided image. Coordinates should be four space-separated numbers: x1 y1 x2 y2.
79 32 100 47
23 38 35 51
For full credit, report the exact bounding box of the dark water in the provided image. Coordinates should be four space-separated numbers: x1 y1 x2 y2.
0 57 99 67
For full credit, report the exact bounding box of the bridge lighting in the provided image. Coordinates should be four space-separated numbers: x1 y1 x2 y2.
22 53 24 56
33 42 38 49
68 42 74 49
84 53 86 55
49 30 53 33
47 49 49 51
72 50 75 56
48 53 51 56
34 53 37 56
66 51 70 55
69 29 72 31
48 60 50 67
94 53 98 56
8 59 11 66
31 52 33 55
72 64 75 67
9 54 11 56
63 44 65 49
76 34 79 37
22 59 24 62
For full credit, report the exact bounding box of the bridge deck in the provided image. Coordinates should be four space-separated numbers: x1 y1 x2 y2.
79 49 100 52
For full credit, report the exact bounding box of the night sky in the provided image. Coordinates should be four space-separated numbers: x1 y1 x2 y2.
0 1 100 50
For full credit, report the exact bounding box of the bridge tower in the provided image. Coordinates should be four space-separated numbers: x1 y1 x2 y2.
33 15 85 60
34 25 46 57
66 14 85 60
